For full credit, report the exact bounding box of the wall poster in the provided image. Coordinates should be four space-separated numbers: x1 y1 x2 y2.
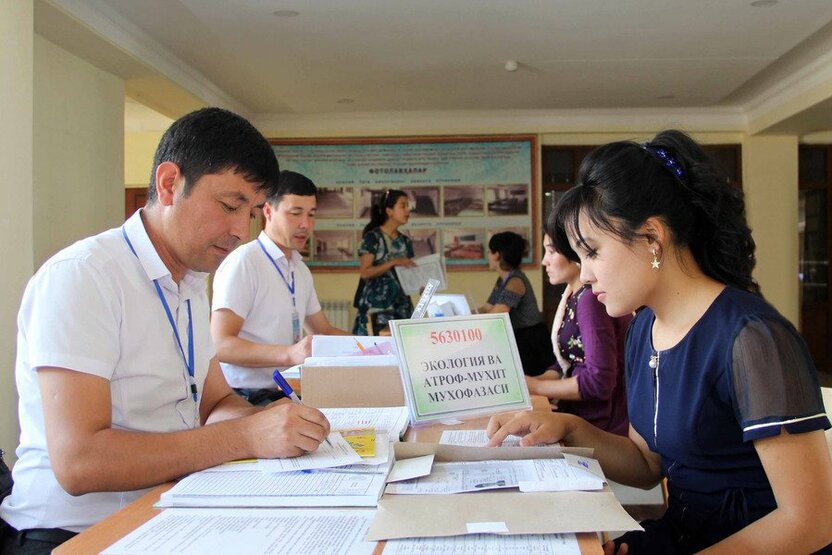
270 136 537 271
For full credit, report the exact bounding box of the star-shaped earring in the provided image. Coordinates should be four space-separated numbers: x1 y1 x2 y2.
650 248 661 270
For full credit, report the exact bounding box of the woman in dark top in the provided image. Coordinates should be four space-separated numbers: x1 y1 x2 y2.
478 231 555 376
487 130 832 554
352 189 415 335
527 223 630 436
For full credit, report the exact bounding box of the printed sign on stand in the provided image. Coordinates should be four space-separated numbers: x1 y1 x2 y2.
389 313 531 425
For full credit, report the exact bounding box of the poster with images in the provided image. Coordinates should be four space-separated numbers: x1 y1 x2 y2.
270 136 536 269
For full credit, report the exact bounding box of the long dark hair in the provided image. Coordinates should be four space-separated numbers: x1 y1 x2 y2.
552 129 760 295
363 189 407 236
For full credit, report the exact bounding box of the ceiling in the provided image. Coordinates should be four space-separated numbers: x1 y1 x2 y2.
37 0 832 132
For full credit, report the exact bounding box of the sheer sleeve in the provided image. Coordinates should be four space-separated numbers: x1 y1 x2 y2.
731 316 830 441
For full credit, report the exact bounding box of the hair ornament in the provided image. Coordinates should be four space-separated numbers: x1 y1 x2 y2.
641 143 685 180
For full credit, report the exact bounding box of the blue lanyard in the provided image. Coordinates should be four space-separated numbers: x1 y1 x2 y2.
257 238 296 307
121 227 197 402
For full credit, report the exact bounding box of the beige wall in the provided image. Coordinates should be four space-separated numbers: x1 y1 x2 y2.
34 36 124 267
0 0 34 463
125 131 163 186
742 135 800 324
0 33 126 462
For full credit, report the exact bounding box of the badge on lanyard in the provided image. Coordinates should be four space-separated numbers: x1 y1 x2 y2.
257 239 301 343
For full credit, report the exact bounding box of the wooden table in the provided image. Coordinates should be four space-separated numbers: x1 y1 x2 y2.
55 398 603 554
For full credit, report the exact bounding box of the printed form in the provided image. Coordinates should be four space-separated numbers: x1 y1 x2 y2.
384 532 580 555
101 508 376 555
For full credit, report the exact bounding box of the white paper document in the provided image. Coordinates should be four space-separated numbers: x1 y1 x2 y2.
395 253 447 295
311 335 396 357
321 406 410 440
302 355 399 367
385 460 523 494
387 454 436 483
384 533 580 554
386 458 605 495
159 468 387 508
258 432 361 473
101 508 377 555
439 429 524 447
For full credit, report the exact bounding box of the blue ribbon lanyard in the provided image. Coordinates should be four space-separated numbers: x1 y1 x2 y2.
121 227 197 402
257 238 301 342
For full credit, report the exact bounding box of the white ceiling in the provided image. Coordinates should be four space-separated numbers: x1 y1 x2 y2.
39 0 832 131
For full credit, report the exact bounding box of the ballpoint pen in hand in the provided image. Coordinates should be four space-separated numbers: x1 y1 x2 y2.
272 369 332 447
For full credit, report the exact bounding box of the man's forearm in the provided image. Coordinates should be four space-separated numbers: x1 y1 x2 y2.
54 418 255 495
215 335 295 367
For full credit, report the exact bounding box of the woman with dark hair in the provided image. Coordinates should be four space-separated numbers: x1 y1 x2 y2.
487 130 832 554
479 231 555 376
352 189 415 335
529 211 630 436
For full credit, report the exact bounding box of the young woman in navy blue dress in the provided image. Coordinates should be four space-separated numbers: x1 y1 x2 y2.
487 130 832 554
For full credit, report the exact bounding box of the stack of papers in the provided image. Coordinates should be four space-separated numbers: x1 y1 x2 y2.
101 508 377 555
322 406 410 440
384 533 580 555
385 454 606 495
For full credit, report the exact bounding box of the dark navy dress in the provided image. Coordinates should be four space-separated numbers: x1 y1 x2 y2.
617 287 830 554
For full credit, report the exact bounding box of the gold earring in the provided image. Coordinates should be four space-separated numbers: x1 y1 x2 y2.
651 248 661 270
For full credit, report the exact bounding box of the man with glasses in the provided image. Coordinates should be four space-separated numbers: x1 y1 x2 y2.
0 108 330 554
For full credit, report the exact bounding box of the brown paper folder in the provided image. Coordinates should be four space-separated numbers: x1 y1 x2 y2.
367 442 642 541
300 365 405 408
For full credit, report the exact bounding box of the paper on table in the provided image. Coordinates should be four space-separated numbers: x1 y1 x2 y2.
302 355 399 367
100 508 377 555
203 458 259 472
517 457 605 492
387 454 435 483
383 532 580 555
395 253 447 295
311 335 396 357
159 468 387 508
439 429 525 447
385 460 526 494
258 432 361 473
321 406 410 440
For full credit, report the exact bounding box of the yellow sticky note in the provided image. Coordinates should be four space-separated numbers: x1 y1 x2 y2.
340 428 376 457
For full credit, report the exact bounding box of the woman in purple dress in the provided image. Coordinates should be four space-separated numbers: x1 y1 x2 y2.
526 214 630 436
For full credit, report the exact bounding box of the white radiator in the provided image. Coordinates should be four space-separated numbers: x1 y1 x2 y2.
320 300 352 331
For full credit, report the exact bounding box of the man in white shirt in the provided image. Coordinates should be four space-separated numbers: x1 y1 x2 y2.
0 108 330 554
211 170 349 405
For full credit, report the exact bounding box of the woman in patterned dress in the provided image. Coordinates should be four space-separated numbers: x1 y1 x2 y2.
352 189 415 335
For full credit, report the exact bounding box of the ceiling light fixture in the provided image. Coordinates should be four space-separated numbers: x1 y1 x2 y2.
749 0 777 7
504 60 519 72
272 9 300 17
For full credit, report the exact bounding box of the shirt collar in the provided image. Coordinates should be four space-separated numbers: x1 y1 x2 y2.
123 209 208 295
257 230 301 266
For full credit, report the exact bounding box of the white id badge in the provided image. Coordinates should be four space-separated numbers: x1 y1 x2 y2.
291 309 301 343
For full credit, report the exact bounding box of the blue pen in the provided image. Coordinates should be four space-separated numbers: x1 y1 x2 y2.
272 369 332 447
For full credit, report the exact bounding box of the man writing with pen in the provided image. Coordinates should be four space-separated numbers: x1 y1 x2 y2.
0 108 331 554
211 170 350 406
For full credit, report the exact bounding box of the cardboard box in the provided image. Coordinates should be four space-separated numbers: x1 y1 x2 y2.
300 364 405 408
367 442 642 541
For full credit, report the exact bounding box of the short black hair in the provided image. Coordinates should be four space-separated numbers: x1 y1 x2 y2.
267 170 317 205
488 231 525 270
146 107 279 203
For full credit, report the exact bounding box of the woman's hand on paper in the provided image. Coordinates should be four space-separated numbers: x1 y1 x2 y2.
243 403 331 459
485 411 576 447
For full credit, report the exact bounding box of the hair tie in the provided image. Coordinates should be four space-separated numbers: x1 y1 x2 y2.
641 143 685 181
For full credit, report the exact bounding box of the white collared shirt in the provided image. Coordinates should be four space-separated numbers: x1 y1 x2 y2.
212 230 321 389
0 209 215 532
